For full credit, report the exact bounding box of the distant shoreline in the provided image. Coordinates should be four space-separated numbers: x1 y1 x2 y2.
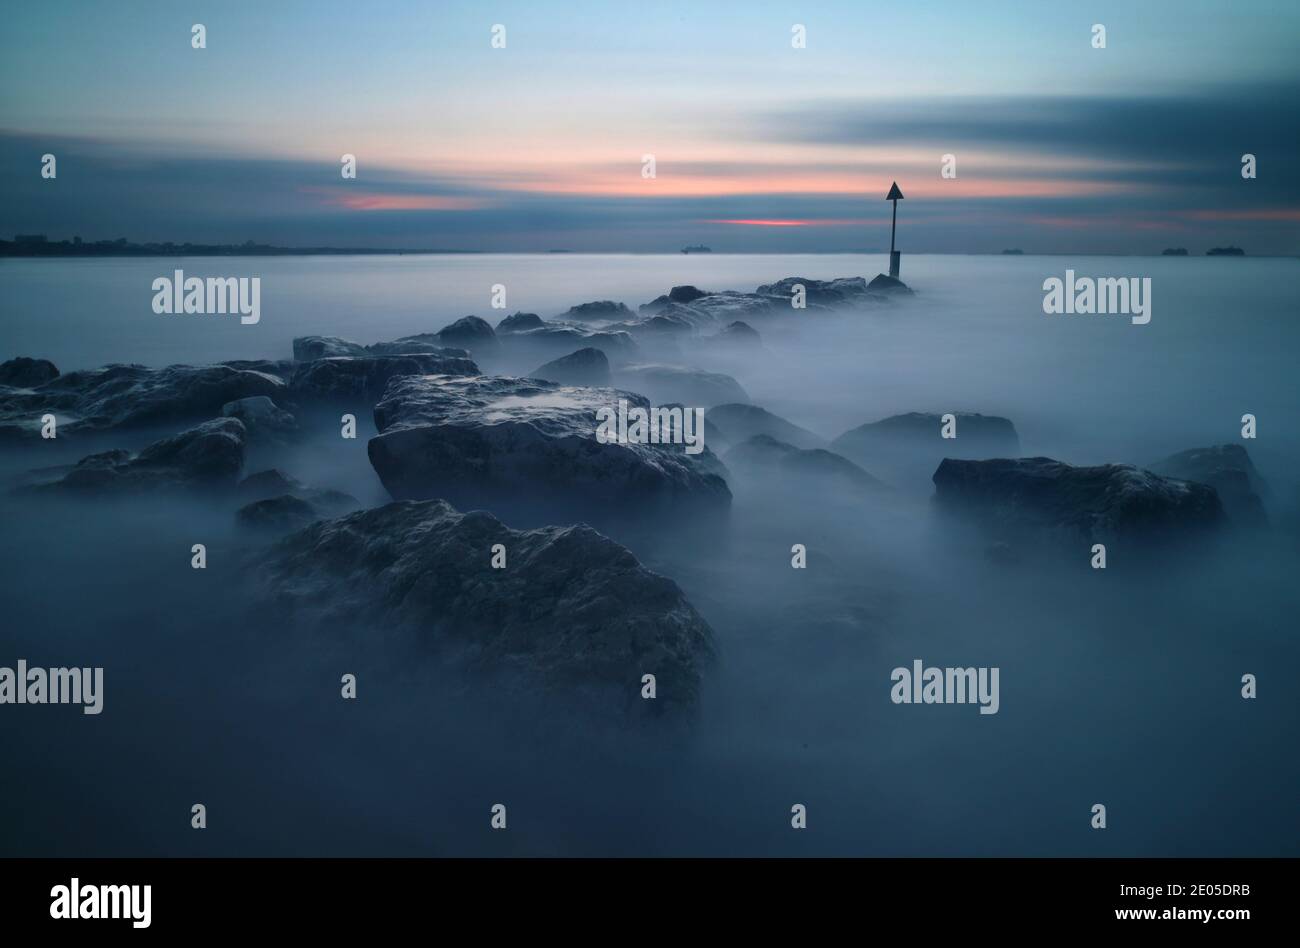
2 239 1294 260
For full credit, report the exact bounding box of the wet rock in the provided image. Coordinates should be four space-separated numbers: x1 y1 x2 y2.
0 363 283 438
435 316 499 355
236 468 359 514
707 403 824 449
725 435 884 491
222 395 297 439
246 499 715 713
367 374 730 527
1150 444 1269 527
615 364 748 407
530 347 612 387
932 456 1225 546
639 285 709 314
288 353 479 401
0 357 59 388
495 312 545 333
866 273 912 294
292 335 468 362
707 321 763 349
27 418 247 492
500 325 641 364
236 494 321 531
831 411 1019 480
755 276 877 306
238 468 302 500
236 489 359 532
558 300 635 322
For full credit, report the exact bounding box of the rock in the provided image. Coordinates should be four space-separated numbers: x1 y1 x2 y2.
236 468 359 518
292 335 468 362
367 375 730 527
293 336 367 361
222 395 297 438
28 418 247 492
502 326 640 364
558 300 635 322
615 364 748 407
932 456 1225 546
866 273 913 294
707 403 824 449
832 412 1019 475
0 363 283 438
246 499 715 713
236 495 321 531
708 321 763 349
435 315 499 356
530 347 612 387
667 285 709 303
236 488 359 532
221 359 296 380
1150 444 1269 527
0 357 59 388
755 276 876 306
639 285 709 314
621 314 696 337
496 312 545 333
366 335 469 358
238 468 302 500
288 353 479 401
668 291 780 324
724 435 883 491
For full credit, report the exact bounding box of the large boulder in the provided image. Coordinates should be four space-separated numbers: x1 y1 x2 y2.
222 395 297 439
615 364 748 407
367 375 730 527
755 276 877 307
724 435 884 492
501 325 640 364
495 312 545 334
27 418 247 492
246 500 715 713
292 335 468 362
293 336 367 361
707 403 824 449
557 300 635 322
832 411 1019 483
639 285 710 314
288 353 479 401
665 291 780 325
707 321 763 350
236 468 359 509
530 347 612 387
0 362 283 438
866 274 913 294
236 489 359 532
932 457 1225 546
1150 444 1269 527
435 316 499 355
0 357 59 388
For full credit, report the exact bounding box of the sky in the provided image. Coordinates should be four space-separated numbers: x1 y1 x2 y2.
2 0 1298 253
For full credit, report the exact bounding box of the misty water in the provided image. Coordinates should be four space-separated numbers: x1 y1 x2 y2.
2 253 1297 856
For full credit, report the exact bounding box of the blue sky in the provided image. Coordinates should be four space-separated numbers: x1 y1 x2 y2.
3 0 1298 252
